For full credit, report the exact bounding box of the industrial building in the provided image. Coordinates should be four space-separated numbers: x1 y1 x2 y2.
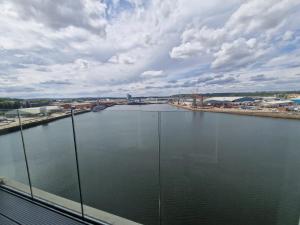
203 97 255 106
291 98 300 104
260 100 294 108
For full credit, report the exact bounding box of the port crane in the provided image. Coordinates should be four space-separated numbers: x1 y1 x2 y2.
192 88 204 108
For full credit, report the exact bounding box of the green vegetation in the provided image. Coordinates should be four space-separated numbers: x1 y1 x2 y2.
0 98 52 109
0 98 21 109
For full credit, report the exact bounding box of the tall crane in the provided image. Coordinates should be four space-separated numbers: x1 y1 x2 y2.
192 88 204 108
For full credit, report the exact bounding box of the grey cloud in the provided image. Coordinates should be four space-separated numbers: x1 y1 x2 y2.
145 84 178 89
0 86 38 93
11 0 107 36
36 67 52 72
197 76 214 83
0 63 28 70
205 77 238 85
214 74 224 78
274 77 300 84
40 80 73 86
168 80 178 83
250 74 277 82
1 49 71 70
182 80 198 87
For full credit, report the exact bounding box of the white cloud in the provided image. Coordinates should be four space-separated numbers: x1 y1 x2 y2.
108 53 136 65
211 38 265 70
141 70 164 78
170 26 225 58
282 30 294 41
0 0 300 97
170 0 300 72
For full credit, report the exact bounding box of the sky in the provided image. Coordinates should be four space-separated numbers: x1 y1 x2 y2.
1 0 300 98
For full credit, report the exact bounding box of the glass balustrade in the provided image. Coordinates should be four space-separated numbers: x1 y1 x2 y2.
19 111 83 215
0 108 300 225
0 109 31 195
73 110 159 225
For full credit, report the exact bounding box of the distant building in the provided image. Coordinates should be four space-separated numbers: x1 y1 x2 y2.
204 97 255 105
286 106 299 112
287 94 300 99
127 94 132 101
291 98 300 104
181 98 194 106
144 97 169 104
261 100 294 108
60 102 92 110
5 106 62 118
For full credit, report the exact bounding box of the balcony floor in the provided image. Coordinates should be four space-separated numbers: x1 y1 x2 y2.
0 188 88 225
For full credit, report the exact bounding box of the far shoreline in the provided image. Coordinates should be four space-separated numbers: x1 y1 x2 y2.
169 103 300 121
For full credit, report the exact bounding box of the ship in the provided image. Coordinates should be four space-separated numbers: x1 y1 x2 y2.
92 104 106 112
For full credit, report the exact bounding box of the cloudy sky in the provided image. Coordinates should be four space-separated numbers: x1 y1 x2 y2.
1 0 300 98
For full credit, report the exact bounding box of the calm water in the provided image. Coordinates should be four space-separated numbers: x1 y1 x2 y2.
0 104 300 225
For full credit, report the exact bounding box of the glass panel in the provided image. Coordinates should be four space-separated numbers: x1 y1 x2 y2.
0 109 31 195
20 111 82 214
160 111 300 225
75 110 159 225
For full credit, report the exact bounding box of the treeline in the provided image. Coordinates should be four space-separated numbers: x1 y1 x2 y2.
0 98 52 109
0 98 21 109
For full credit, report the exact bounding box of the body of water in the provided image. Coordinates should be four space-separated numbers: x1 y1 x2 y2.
0 104 300 225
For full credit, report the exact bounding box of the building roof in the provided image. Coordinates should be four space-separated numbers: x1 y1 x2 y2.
291 98 300 101
5 108 41 115
262 100 293 106
204 97 251 103
5 106 62 116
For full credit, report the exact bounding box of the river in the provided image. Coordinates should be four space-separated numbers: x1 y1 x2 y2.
0 104 300 225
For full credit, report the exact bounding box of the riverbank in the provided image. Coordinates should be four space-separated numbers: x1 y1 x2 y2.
170 103 300 120
0 109 90 135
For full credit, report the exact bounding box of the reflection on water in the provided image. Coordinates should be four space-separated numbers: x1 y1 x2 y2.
0 104 300 225
160 111 300 225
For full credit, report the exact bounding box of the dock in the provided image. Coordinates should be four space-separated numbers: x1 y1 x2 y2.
170 103 300 120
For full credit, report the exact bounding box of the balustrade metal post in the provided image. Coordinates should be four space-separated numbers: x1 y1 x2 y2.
17 109 33 198
70 109 85 218
158 111 162 225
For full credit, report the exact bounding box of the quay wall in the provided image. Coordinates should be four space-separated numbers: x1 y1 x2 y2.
170 103 300 120
0 109 90 135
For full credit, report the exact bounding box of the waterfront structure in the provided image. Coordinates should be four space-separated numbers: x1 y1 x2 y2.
204 97 255 104
60 102 93 110
261 100 294 107
291 98 300 104
144 97 169 104
127 94 132 101
180 98 194 106
5 106 63 118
